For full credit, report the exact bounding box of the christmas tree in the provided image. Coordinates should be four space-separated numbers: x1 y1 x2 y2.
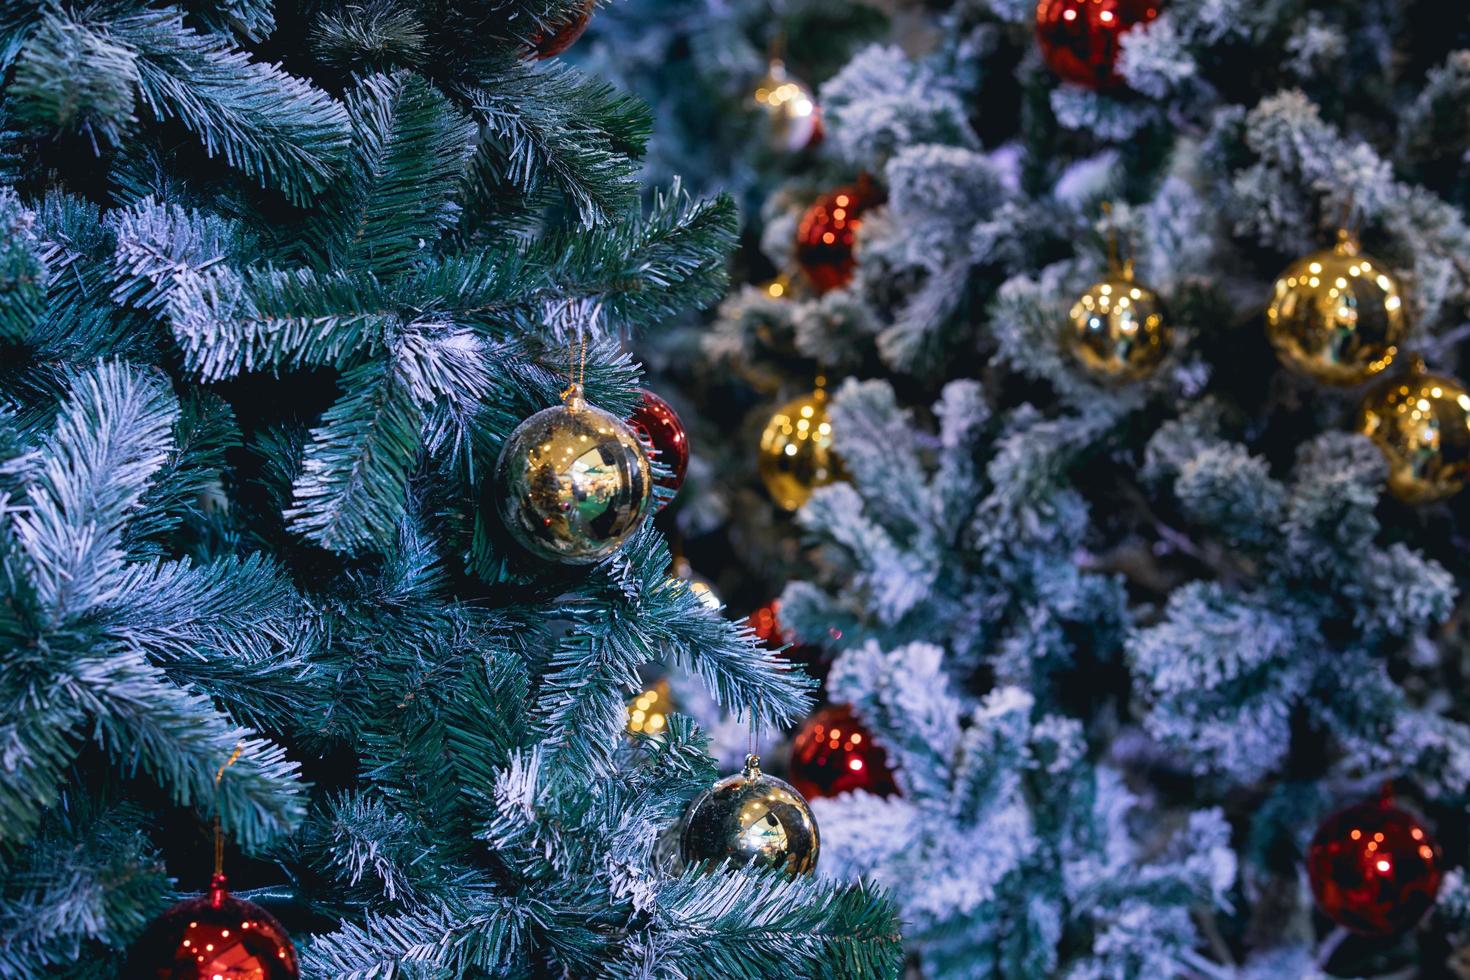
0 1 903 975
584 0 1470 975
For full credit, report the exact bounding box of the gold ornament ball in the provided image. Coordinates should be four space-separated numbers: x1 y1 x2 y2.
1063 265 1170 383
752 59 820 153
680 754 820 876
1358 361 1470 504
758 387 836 511
1266 230 1406 386
628 679 674 737
494 385 652 563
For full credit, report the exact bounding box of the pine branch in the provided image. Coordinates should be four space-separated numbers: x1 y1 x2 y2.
87 651 307 850
286 359 425 553
9 362 176 618
304 71 477 278
543 181 738 329
0 3 42 73
111 7 351 203
7 10 139 151
557 529 815 742
640 869 902 979
31 194 145 365
302 899 526 979
0 796 168 976
168 265 394 381
0 188 45 341
119 389 238 557
102 553 313 729
462 60 649 227
181 0 276 44
109 197 253 314
309 2 429 74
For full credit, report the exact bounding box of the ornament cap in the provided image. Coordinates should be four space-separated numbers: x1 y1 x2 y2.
742 754 762 779
208 872 229 909
561 382 587 412
1334 227 1361 256
1406 353 1428 376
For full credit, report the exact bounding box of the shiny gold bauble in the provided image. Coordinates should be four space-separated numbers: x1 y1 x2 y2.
680 754 819 876
494 385 652 563
752 59 820 153
1063 263 1170 383
1357 360 1470 503
1266 230 1406 386
758 387 836 511
627 679 674 737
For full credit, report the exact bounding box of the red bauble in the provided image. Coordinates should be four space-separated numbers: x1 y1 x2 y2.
1306 800 1443 936
125 874 299 979
795 182 878 294
529 0 594 59
1035 0 1160 90
630 389 688 508
788 704 897 801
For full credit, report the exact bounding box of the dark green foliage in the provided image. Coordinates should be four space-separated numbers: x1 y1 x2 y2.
0 1 897 973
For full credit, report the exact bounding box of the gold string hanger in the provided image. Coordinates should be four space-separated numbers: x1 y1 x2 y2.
1333 191 1363 255
562 329 588 407
1100 201 1134 280
213 741 245 878
1336 189 1358 237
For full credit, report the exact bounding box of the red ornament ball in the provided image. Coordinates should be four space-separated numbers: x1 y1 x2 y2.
529 0 594 59
1306 800 1443 936
126 874 299 979
795 182 878 294
1035 0 1160 90
788 704 897 801
629 389 688 508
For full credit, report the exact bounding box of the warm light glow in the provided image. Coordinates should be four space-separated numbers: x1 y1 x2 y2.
1376 859 1392 873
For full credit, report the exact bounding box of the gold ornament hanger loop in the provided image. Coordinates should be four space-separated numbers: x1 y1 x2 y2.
561 332 588 410
1100 201 1135 280
213 741 245 877
1333 226 1362 257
